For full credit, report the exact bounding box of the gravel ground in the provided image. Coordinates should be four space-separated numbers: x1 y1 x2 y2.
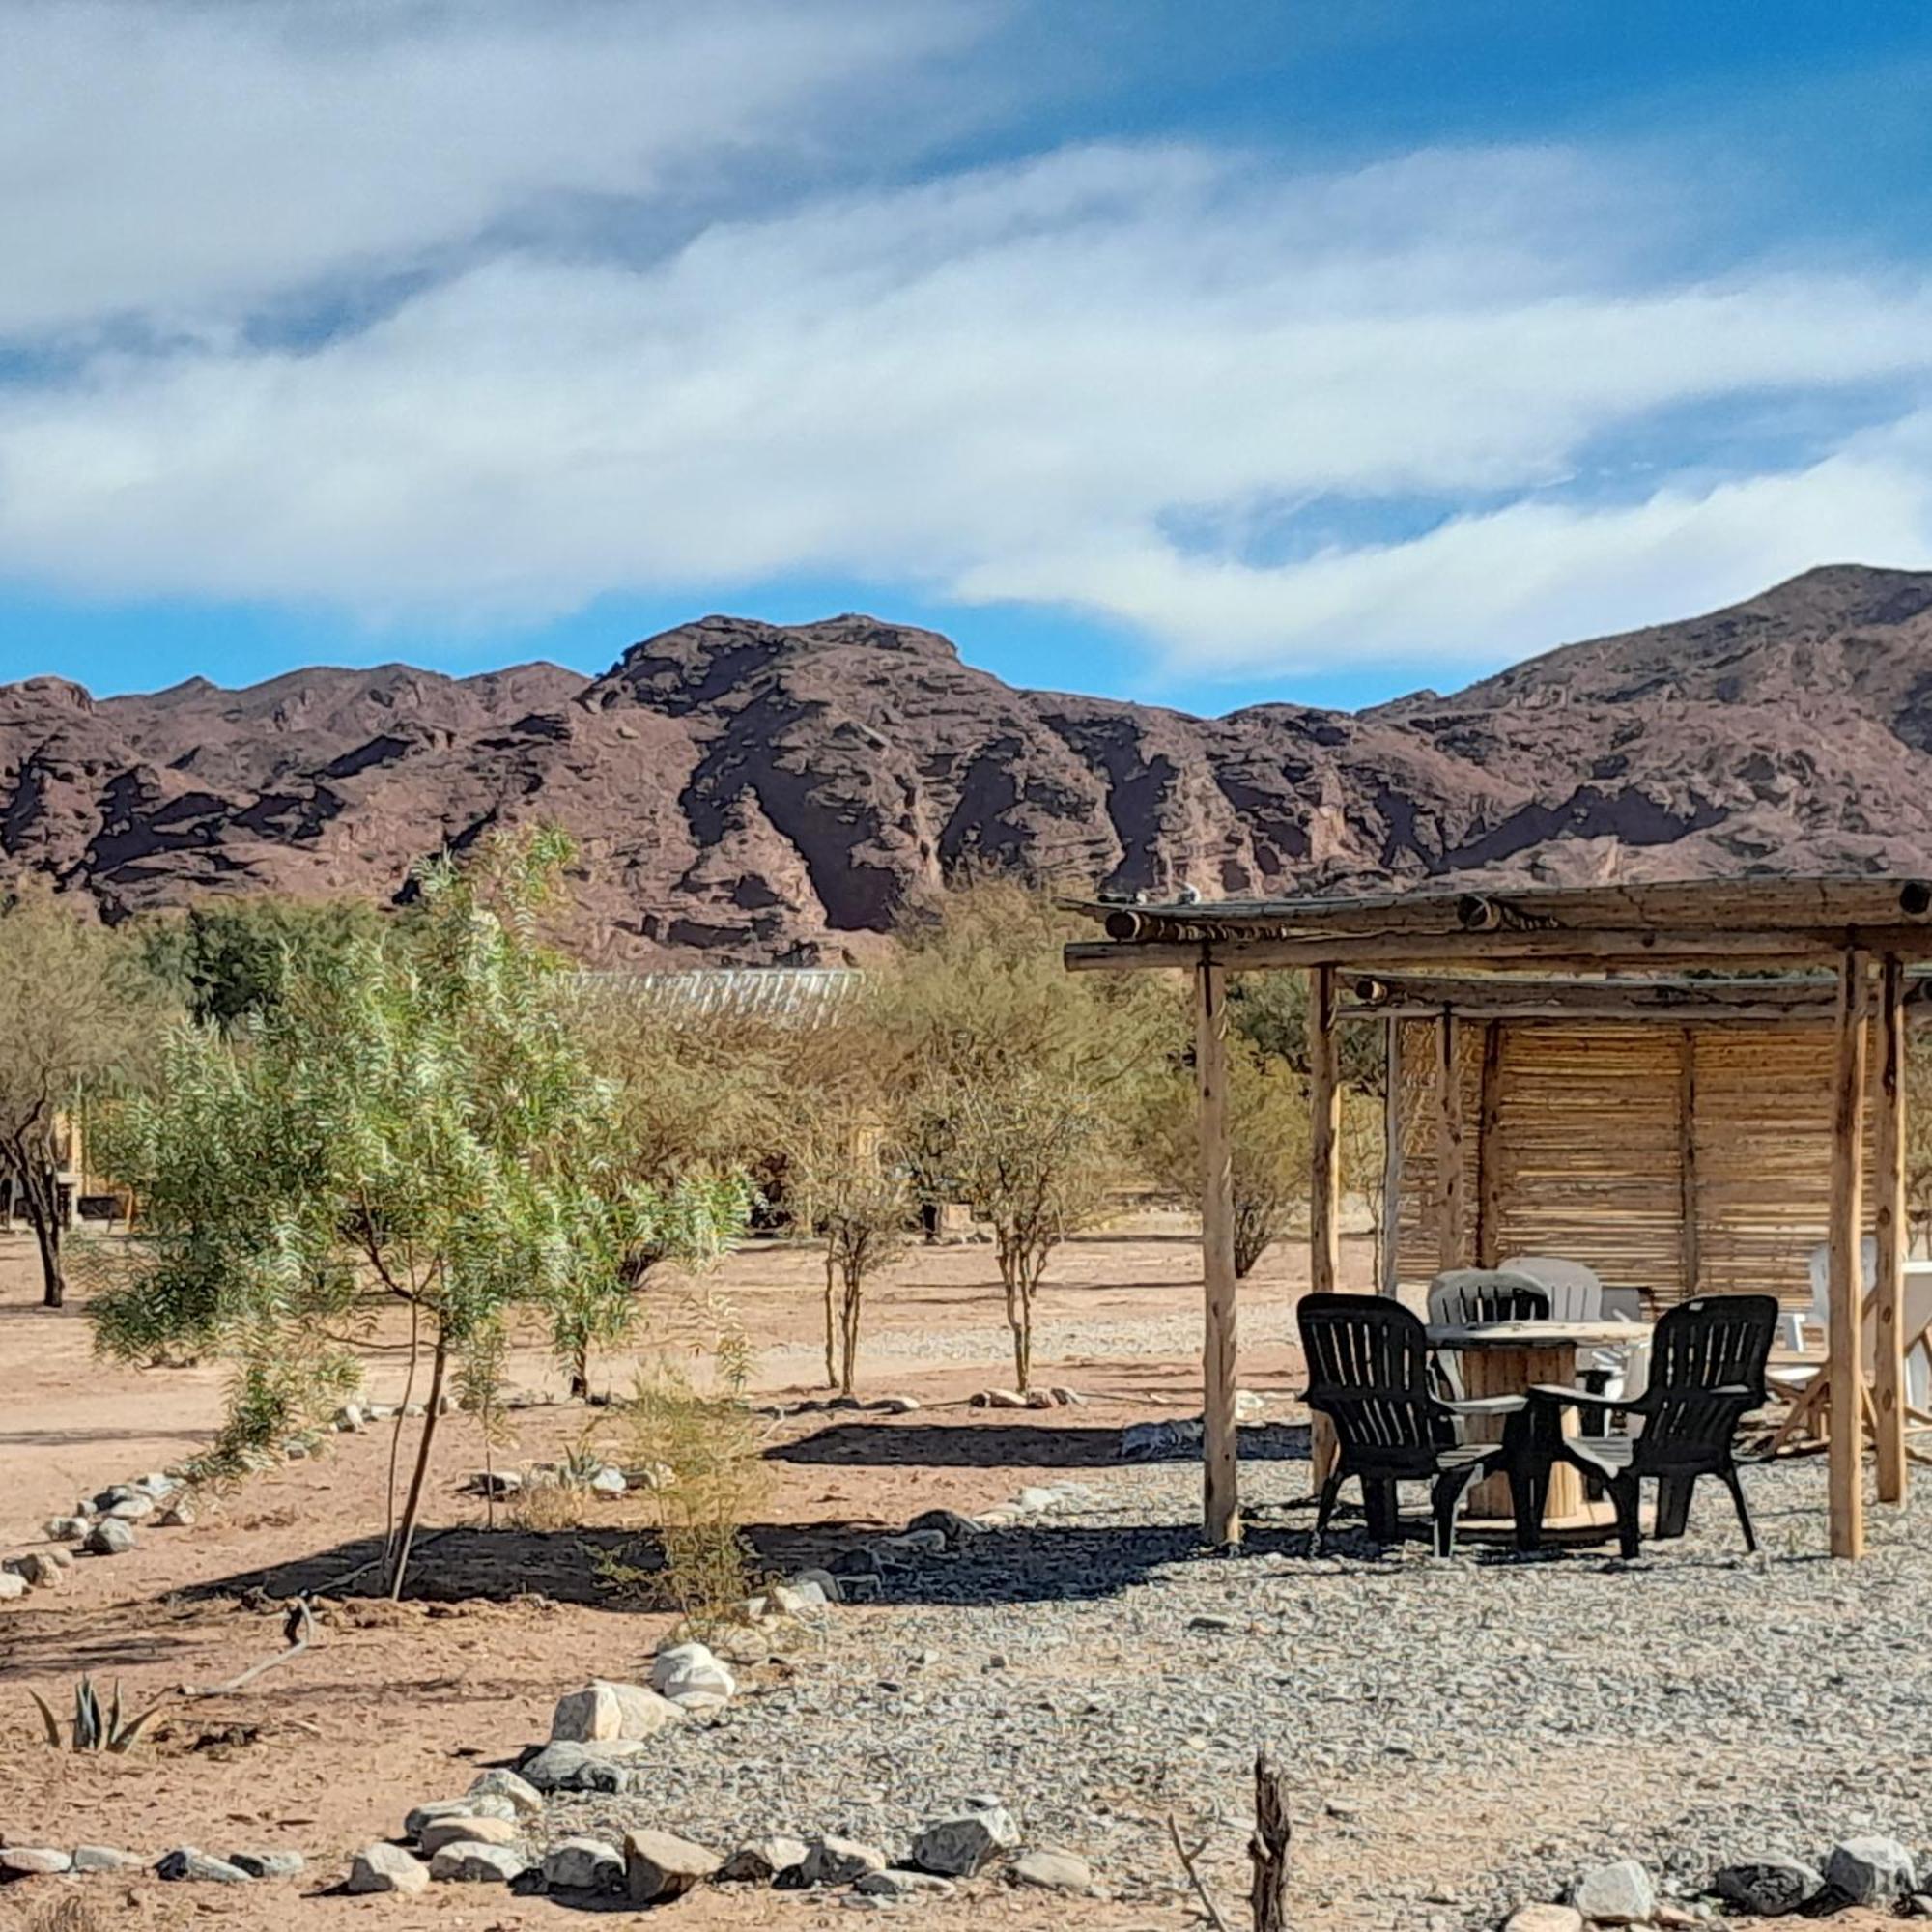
545 1450 1932 1930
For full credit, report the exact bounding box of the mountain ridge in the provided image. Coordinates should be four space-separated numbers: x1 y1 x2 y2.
5 563 1931 963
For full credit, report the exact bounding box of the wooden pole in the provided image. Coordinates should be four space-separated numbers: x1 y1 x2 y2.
1475 1019 1504 1267
1379 1016 1403 1294
1829 948 1871 1558
1876 955 1908 1504
1677 1026 1700 1297
1196 958 1241 1549
1309 965 1341 1295
1435 1009 1465 1272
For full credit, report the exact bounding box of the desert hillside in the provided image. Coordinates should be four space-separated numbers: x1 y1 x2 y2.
5 564 1931 963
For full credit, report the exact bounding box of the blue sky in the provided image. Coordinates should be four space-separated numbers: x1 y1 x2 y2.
2 3 1931 717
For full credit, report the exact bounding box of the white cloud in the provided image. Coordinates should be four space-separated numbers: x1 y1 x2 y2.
1 100 1930 685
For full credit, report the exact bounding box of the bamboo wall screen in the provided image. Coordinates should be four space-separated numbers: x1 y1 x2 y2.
1393 1017 1876 1307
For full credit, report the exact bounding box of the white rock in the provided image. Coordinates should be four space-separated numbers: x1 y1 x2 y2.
1826 1837 1917 1906
0 1570 26 1601
550 1678 686 1743
1011 1849 1093 1893
466 1767 543 1817
801 1835 889 1886
403 1793 518 1838
348 1843 430 1894
516 1738 650 1793
418 1815 520 1857
719 1834 810 1884
624 1829 721 1902
156 1847 253 1883
913 1804 1020 1876
544 1836 625 1892
792 1566 843 1604
333 1404 366 1433
650 1640 735 1703
5 1551 65 1589
589 1465 627 1494
0 1847 73 1876
105 1493 156 1521
84 1519 136 1556
1015 1486 1062 1512
428 1841 526 1883
72 1846 143 1873
43 1516 89 1541
229 1851 304 1879
1572 1861 1656 1925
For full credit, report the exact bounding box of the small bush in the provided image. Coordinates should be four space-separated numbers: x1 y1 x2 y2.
506 1478 583 1536
27 1897 108 1932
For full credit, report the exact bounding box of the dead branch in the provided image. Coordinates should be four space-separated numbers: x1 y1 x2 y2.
179 1598 315 1698
1249 1748 1293 1932
1167 1812 1233 1932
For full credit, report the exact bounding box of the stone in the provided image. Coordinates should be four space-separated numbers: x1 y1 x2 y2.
156 1846 254 1883
333 1404 367 1432
85 1519 136 1555
544 1836 626 1892
418 1815 519 1857
44 1516 89 1541
1714 1857 1826 1917
131 1471 180 1498
550 1678 686 1743
719 1834 811 1884
829 1545 884 1578
857 1869 957 1898
651 1639 736 1703
876 1395 921 1412
1011 1849 1094 1893
801 1835 890 1887
912 1804 1021 1877
1572 1861 1656 1924
229 1850 305 1879
767 1580 828 1616
1505 1909 1585 1932
0 1570 25 1601
970 1388 1028 1408
347 1844 430 1894
1015 1486 1062 1512
1826 1836 1917 1905
517 1738 650 1794
907 1508 981 1548
877 1528 948 1557
1047 1385 1086 1405
5 1550 65 1589
0 1847 73 1876
470 1469 521 1496
1024 1387 1056 1407
624 1829 722 1902
428 1841 527 1883
403 1793 519 1838
157 1501 197 1527
72 1846 143 1873
43 1544 73 1568
105 1493 156 1521
466 1767 544 1817
1120 1416 1205 1461
589 1465 627 1494
792 1566 843 1602
402 1401 426 1418
281 1439 310 1460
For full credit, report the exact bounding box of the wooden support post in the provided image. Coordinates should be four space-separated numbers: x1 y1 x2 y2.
1677 1027 1700 1297
1829 948 1871 1558
1475 1019 1504 1267
1379 1016 1403 1294
1196 958 1241 1549
1876 955 1908 1504
1435 1009 1465 1272
1309 965 1341 1296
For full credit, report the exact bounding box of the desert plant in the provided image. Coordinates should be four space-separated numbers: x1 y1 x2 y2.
25 1896 108 1932
1131 1045 1312 1277
609 1322 772 1632
30 1674 167 1753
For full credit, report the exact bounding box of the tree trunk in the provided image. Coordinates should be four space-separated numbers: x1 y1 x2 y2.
568 1333 590 1403
838 1267 863 1398
388 1338 448 1600
822 1248 838 1389
18 1157 65 1308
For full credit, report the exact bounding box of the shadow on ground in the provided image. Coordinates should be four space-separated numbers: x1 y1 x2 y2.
766 1418 1313 1468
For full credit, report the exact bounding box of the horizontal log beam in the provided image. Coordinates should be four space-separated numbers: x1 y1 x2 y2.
1065 924 1932 977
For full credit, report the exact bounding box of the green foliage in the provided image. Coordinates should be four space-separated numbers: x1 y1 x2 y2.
30 1675 167 1753
1233 970 1387 1094
0 878 172 1305
1131 1044 1312 1277
136 896 384 1030
91 824 749 1595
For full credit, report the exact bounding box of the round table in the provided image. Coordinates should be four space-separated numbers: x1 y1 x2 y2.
1424 1318 1656 1528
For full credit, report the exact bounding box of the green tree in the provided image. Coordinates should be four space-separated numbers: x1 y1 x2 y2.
1130 1045 1312 1278
137 896 384 1029
93 827 746 1596
0 880 168 1305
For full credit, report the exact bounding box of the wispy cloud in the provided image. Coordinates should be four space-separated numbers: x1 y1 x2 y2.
1 7 1929 689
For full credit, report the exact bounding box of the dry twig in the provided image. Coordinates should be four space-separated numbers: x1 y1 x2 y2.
1167 1812 1233 1932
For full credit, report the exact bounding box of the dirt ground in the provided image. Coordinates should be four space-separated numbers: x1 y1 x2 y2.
0 1219 1335 1931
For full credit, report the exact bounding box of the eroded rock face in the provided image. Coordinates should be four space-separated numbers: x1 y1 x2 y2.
10 567 1932 961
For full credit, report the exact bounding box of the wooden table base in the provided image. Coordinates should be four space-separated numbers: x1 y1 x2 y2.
1455 1342 1580 1522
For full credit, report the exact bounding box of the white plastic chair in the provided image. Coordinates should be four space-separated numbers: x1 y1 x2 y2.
1776 1246 1932 1414
1499 1255 1604 1321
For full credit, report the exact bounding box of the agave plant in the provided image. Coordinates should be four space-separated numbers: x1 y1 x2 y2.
30 1674 167 1753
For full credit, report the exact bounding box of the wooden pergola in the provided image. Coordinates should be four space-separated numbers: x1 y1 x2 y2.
1066 875 1932 1560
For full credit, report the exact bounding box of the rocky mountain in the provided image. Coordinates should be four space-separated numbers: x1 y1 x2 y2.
5 564 1932 964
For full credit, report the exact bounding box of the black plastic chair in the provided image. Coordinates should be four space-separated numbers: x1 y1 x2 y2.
1518 1293 1777 1558
1299 1293 1536 1558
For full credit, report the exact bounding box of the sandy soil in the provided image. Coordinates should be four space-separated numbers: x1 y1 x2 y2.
0 1219 1350 1930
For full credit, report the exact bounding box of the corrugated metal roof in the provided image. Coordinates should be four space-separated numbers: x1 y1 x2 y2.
585 967 861 1026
